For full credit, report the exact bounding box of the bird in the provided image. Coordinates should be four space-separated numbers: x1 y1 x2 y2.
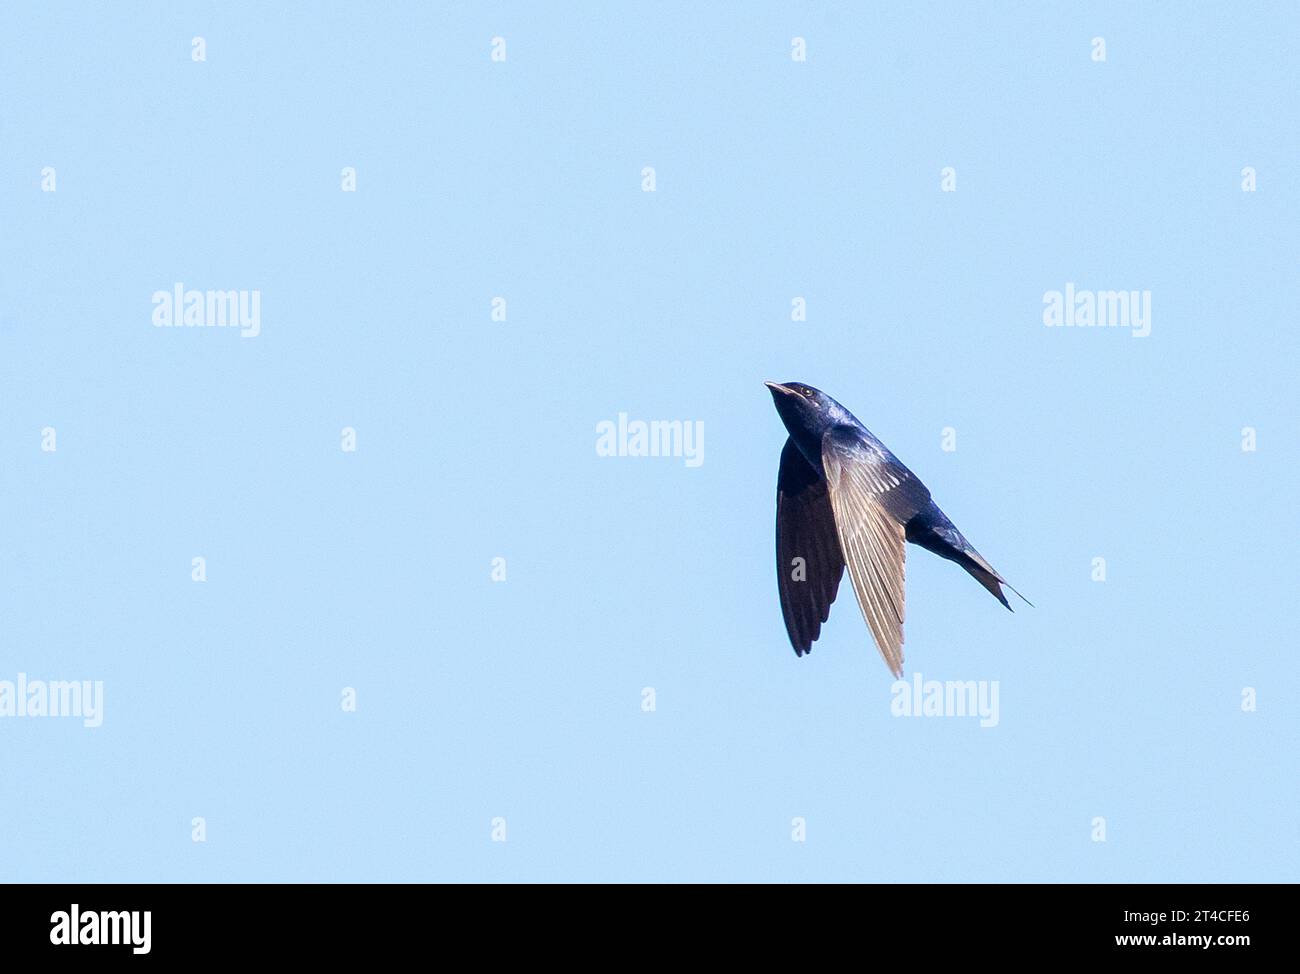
765 380 1028 677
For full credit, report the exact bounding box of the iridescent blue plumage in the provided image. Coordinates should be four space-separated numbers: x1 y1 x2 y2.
766 380 1028 676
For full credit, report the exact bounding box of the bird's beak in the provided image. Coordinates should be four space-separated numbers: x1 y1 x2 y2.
764 380 795 397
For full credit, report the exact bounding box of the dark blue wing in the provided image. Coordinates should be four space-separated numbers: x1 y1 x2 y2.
775 438 845 655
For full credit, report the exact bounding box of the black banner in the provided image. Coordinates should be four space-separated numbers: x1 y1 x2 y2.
0 883 1283 960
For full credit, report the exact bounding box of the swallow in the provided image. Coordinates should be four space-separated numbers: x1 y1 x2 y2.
766 381 1028 677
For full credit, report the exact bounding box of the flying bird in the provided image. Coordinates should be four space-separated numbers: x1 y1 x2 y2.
766 381 1028 677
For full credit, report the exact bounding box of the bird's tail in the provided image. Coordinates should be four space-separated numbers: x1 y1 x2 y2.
963 559 1033 612
905 510 1032 611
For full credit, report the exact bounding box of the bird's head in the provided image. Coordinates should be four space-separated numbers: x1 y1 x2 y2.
765 380 843 439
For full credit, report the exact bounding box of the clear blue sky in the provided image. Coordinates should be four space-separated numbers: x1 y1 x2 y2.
1 2 1296 882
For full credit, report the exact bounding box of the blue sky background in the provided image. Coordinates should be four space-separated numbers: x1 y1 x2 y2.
1 2 1296 882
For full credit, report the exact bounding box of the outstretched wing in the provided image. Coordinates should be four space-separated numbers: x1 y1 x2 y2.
821 426 924 677
775 438 845 655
